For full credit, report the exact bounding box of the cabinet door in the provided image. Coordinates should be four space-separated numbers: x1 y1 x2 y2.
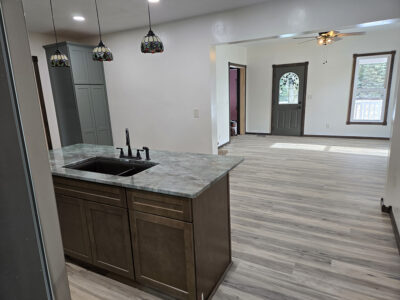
69 46 89 84
55 194 92 263
90 86 113 146
75 85 97 144
131 211 196 300
85 202 134 279
86 49 105 84
69 45 104 85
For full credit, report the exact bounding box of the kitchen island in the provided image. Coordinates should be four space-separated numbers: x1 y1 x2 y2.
49 144 243 300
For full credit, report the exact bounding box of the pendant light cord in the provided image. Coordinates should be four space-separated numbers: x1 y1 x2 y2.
147 2 152 30
49 0 58 48
94 0 103 41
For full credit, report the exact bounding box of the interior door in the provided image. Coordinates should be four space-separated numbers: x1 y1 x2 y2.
271 62 308 136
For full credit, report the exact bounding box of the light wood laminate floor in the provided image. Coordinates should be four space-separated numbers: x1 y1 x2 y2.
67 135 400 300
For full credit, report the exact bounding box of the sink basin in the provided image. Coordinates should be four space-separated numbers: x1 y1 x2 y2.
64 157 157 177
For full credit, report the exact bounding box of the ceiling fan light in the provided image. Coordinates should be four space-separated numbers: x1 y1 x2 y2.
93 40 113 61
141 30 164 54
50 49 70 67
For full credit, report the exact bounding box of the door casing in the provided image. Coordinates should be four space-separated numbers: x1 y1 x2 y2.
228 62 247 144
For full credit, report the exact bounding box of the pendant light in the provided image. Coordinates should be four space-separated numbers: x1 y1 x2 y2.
92 0 113 61
141 1 164 54
49 0 70 67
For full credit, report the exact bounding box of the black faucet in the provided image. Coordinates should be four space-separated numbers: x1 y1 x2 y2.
126 128 133 157
116 129 151 160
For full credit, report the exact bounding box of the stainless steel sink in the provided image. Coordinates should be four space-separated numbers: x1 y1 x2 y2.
64 157 157 177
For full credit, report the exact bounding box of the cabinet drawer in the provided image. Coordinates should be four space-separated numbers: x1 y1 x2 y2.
53 176 127 207
127 190 192 222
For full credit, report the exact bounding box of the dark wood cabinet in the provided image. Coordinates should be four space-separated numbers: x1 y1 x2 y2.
54 178 133 279
86 202 134 279
130 211 196 299
53 175 231 299
56 194 92 263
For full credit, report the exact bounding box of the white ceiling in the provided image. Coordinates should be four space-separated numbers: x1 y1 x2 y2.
22 0 268 38
233 20 400 47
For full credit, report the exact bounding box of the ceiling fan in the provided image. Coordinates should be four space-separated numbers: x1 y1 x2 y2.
294 30 366 45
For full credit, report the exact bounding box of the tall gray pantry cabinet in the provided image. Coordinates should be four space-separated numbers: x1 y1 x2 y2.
44 42 113 147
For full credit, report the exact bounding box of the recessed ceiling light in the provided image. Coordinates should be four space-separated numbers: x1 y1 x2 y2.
148 0 160 3
73 16 85 22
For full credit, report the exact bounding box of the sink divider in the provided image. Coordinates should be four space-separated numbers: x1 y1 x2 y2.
117 168 136 177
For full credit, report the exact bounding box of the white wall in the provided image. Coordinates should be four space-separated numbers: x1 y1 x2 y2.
216 44 247 146
29 0 400 153
28 32 62 148
28 32 82 149
385 58 400 235
93 0 400 154
246 28 400 137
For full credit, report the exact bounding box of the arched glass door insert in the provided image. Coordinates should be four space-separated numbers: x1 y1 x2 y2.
279 72 299 104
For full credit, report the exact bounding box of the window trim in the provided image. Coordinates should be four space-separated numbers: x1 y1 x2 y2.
346 51 396 125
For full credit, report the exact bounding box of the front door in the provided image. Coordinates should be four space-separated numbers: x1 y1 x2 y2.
271 62 308 136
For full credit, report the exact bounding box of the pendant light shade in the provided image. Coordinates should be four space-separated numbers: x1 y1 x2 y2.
141 30 164 54
93 41 113 61
50 49 70 67
141 2 164 54
49 0 70 67
93 0 113 61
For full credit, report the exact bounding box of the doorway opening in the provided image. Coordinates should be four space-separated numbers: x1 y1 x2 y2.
229 62 246 140
271 62 308 136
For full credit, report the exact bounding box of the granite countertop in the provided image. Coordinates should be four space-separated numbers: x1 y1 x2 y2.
49 144 243 198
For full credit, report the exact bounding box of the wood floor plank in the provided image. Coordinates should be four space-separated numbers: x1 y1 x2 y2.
67 135 400 299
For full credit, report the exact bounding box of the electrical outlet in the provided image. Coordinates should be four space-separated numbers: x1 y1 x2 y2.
194 109 200 119
307 94 312 100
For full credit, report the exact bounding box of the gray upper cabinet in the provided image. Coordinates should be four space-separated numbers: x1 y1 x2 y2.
90 86 113 145
75 86 98 145
69 45 105 85
75 85 113 145
44 42 113 147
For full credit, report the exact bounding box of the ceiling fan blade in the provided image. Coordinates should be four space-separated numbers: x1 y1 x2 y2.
293 37 316 39
337 32 366 37
327 30 339 37
298 39 315 44
333 37 343 42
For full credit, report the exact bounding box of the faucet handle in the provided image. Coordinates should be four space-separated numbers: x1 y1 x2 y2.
142 146 150 160
136 149 143 160
116 147 124 158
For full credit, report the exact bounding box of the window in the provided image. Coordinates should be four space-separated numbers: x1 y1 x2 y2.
347 51 395 125
279 72 299 104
